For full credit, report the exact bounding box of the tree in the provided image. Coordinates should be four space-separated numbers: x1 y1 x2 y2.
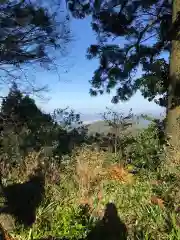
102 108 133 157
0 84 55 162
52 107 88 155
1 82 23 128
166 0 180 151
67 0 180 153
0 89 89 164
0 0 70 91
0 83 53 130
53 107 82 131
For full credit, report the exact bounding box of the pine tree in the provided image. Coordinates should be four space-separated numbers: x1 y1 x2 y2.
166 0 180 151
0 84 55 160
1 82 23 127
0 0 70 86
67 0 180 152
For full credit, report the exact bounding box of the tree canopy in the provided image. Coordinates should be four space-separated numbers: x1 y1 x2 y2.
0 0 70 90
0 84 89 164
67 0 179 108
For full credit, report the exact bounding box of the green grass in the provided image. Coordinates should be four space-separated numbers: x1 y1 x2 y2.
11 172 179 240
1 136 180 240
5 147 179 240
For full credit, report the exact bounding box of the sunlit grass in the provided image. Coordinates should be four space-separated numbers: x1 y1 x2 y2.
2 145 180 240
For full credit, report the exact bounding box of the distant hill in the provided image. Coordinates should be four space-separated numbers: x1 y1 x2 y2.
86 116 152 135
87 120 111 135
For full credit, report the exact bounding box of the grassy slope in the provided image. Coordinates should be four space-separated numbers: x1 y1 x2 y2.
9 147 180 240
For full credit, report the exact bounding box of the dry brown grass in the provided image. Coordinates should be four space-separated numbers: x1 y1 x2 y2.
107 164 134 184
1 151 61 185
150 196 165 209
10 151 46 184
70 145 134 213
0 152 42 183
0 223 17 240
72 146 106 200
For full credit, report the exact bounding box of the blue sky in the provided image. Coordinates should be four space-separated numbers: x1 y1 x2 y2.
32 16 164 122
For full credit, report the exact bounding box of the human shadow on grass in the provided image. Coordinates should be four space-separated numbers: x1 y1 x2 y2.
87 202 127 240
0 167 45 228
36 202 127 240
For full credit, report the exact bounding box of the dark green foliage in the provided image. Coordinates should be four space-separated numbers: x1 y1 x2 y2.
1 83 53 130
0 85 88 166
53 108 83 131
0 0 70 92
0 0 69 67
52 107 88 156
67 0 175 107
136 59 169 107
125 118 164 170
0 83 54 163
86 114 165 170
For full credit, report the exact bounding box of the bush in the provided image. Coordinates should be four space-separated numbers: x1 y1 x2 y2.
125 120 164 171
35 202 92 239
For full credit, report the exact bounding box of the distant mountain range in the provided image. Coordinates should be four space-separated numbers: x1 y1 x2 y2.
81 110 165 123
85 114 164 135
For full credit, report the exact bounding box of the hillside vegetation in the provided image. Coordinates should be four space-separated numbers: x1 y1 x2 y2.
0 0 180 239
1 86 180 240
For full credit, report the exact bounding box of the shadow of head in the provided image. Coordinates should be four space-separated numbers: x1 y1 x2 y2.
0 167 45 228
103 202 119 220
87 202 128 240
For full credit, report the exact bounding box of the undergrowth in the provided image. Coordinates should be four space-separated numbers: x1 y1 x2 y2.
1 123 180 240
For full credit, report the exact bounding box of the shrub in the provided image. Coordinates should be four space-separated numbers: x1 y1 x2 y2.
125 120 164 171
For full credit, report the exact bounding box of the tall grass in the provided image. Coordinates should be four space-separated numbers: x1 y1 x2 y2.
1 144 180 240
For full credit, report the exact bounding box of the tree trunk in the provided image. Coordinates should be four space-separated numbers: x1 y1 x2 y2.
114 132 117 157
166 0 180 156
